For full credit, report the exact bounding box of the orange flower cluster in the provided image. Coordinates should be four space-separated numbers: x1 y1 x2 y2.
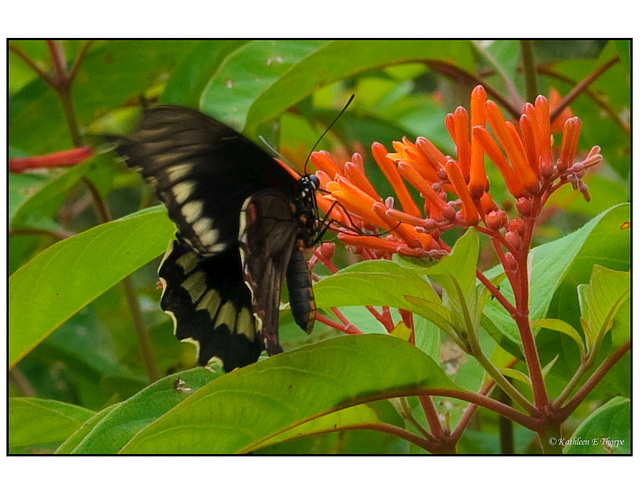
310 85 603 259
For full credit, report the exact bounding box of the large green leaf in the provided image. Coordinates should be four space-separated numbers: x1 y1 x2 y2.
160 40 248 107
8 398 95 449
62 367 223 454
578 265 630 352
117 334 458 454
315 259 441 310
563 397 630 454
8 207 174 368
482 203 630 350
197 40 475 134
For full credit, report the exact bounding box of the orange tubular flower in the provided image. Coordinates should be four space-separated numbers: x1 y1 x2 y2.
387 137 440 183
327 177 386 229
310 84 601 261
447 107 471 178
558 117 581 172
533 96 553 178
469 85 488 198
371 142 422 217
485 100 539 192
310 150 342 178
548 87 574 134
372 202 423 249
473 126 525 197
9 146 94 173
343 155 380 200
445 160 479 224
397 162 452 221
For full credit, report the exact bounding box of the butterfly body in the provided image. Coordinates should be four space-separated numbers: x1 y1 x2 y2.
114 106 320 371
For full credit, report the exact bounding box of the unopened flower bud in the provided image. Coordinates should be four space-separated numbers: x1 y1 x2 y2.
504 252 518 273
540 159 554 179
485 210 507 230
422 218 438 231
319 242 335 259
505 230 522 251
509 217 525 235
442 205 457 221
516 197 533 216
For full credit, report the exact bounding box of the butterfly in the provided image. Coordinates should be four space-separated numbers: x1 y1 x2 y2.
113 105 322 372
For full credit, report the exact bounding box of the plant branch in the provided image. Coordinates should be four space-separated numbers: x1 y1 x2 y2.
548 55 620 123
519 40 538 102
421 389 541 431
8 43 54 85
122 276 160 383
475 268 517 316
424 60 521 120
418 395 445 438
9 227 74 241
557 340 630 422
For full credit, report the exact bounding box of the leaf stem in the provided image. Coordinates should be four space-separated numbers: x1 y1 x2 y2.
519 40 538 103
122 276 160 383
548 56 620 123
556 340 630 422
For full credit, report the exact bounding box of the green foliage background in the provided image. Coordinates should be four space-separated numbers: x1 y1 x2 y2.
8 40 630 454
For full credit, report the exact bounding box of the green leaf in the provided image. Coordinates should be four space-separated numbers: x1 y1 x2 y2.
563 397 630 454
423 230 480 329
63 367 223 454
315 260 441 311
119 334 459 454
315 260 455 337
533 318 585 356
251 404 382 452
579 265 630 352
243 40 475 134
160 40 248 107
55 404 118 454
483 203 630 351
9 398 95 449
9 40 197 155
197 40 474 134
9 160 93 229
200 40 326 129
8 207 174 368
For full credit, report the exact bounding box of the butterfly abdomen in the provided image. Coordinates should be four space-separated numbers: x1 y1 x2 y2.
286 245 315 334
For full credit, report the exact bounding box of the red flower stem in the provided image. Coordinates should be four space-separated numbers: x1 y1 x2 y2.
315 313 362 335
450 375 497 442
475 268 517 315
556 340 630 423
420 389 541 431
331 308 351 326
513 253 549 412
474 225 513 251
339 422 439 453
368 306 394 332
418 395 445 438
310 247 338 273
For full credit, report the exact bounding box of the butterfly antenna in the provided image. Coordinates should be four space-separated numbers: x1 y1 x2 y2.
258 135 290 164
303 94 355 175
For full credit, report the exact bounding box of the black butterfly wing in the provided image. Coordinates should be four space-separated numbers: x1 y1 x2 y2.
113 105 316 371
114 105 299 256
239 190 300 356
158 241 261 371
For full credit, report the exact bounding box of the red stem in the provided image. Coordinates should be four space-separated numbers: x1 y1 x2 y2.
418 395 445 438
556 340 630 422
